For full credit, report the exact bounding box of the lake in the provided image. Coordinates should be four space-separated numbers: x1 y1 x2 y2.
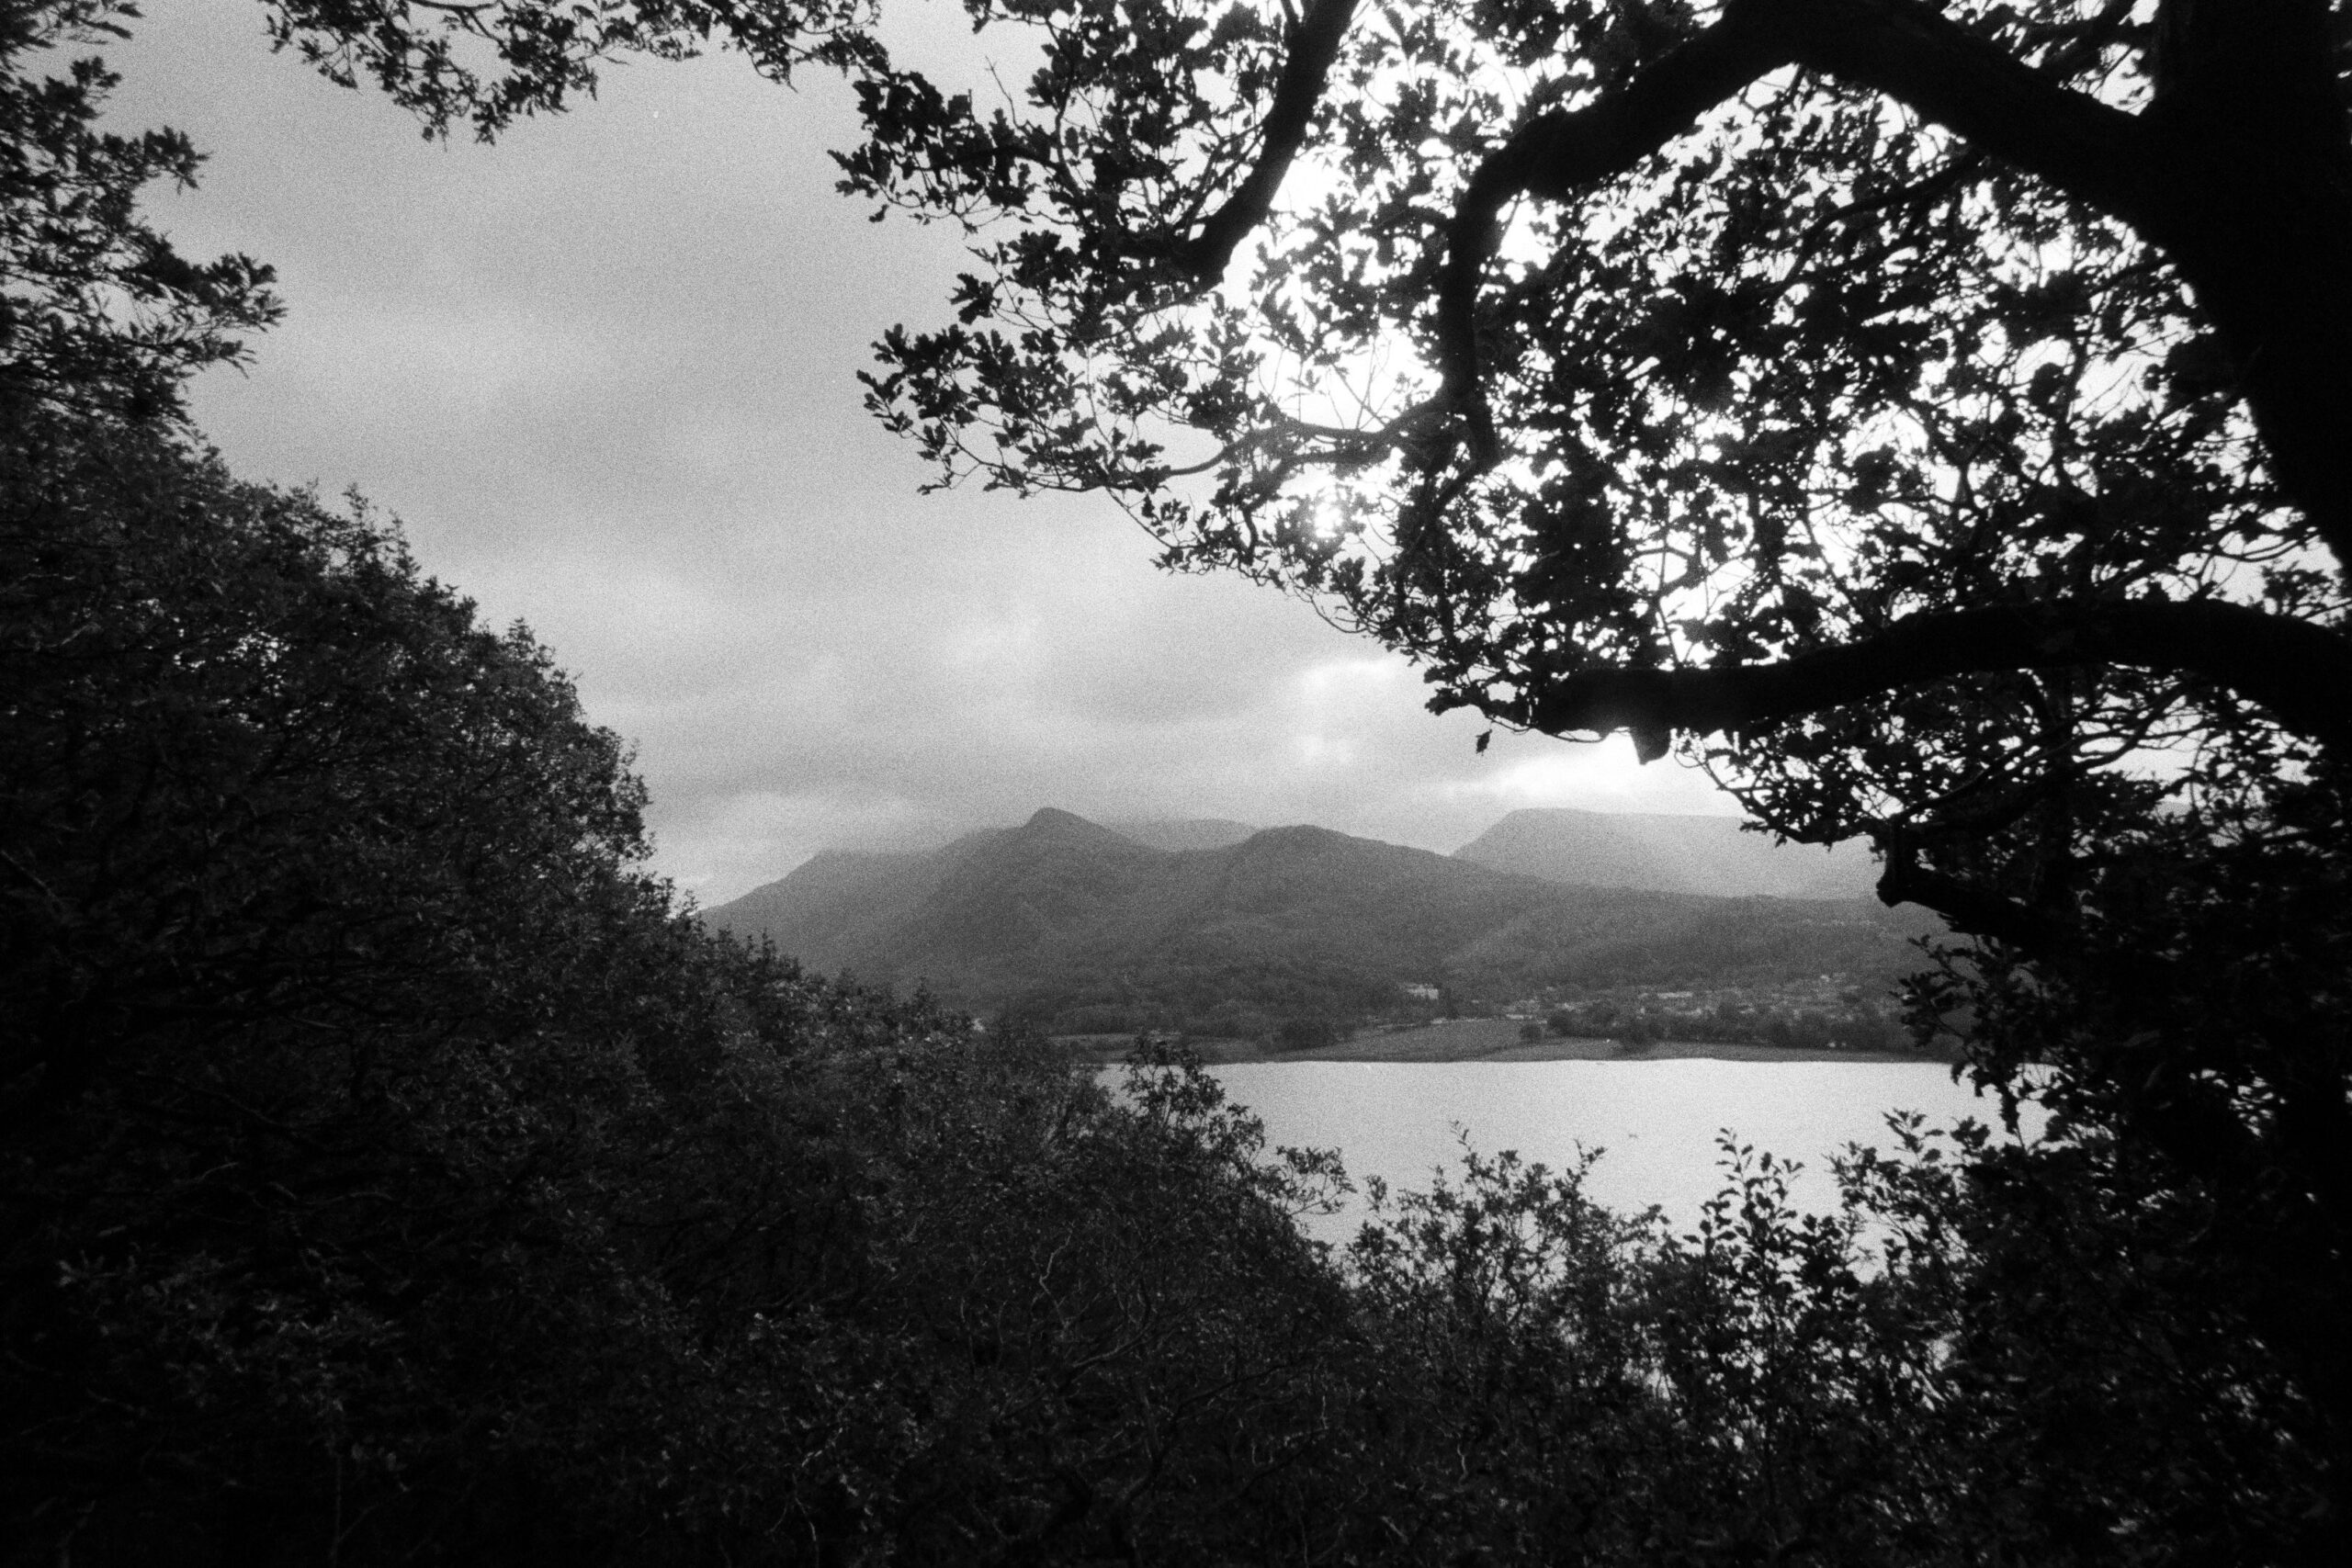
1204 1059 2046 1245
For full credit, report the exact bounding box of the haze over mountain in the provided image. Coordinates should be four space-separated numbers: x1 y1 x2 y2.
1106 818 1259 852
1455 809 1878 899
706 808 1928 1036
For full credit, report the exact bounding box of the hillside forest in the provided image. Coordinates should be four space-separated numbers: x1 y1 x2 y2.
6 4 2347 1565
707 807 1938 1049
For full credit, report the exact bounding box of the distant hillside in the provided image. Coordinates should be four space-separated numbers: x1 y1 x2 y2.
707 809 1149 976
1455 808 1878 899
1107 818 1258 852
706 808 1929 1037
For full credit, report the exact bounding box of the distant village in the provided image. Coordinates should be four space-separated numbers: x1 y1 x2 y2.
1396 976 1919 1055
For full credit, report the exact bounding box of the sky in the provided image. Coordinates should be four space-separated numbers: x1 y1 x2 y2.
105 0 1740 905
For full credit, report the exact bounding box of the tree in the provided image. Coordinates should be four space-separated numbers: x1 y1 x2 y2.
5 20 1385 1557
1341 1125 2334 1562
228 0 2348 980
821 0 2352 1526
0 396 1383 1567
0 0 279 421
842 0 2349 784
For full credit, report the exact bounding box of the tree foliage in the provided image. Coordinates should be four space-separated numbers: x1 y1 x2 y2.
1337 1124 2330 1563
2 21 1366 1556
0 342 1378 1568
838 0 2349 802
0 0 279 420
259 0 886 137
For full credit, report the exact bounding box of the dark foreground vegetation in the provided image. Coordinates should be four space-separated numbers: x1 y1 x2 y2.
0 389 2332 1551
0 393 2329 1558
7 2 2352 1562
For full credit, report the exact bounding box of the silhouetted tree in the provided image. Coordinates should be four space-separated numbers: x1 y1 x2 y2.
825 0 2352 1524
0 1 278 421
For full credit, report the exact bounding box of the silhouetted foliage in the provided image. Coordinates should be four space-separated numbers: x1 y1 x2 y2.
0 394 1374 1562
1338 1126 2329 1564
0 1 278 421
259 0 886 139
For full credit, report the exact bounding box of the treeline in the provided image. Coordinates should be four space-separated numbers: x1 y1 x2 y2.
1544 996 1916 1054
952 908 1931 1042
993 948 1406 1040
1450 897 1937 998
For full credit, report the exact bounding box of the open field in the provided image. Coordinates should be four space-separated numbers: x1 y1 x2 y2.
1056 1016 1938 1066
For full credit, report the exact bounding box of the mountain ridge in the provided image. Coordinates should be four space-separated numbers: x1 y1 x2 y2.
705 807 1929 1037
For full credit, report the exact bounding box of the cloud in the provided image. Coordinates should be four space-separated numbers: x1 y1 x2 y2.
112 3 1746 907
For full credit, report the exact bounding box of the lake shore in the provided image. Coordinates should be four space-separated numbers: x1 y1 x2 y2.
1057 1015 1946 1066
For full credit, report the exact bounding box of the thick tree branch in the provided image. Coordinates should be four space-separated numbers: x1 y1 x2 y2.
1770 0 2155 221
2128 0 2352 570
1873 847 2061 952
1420 0 2351 564
1524 598 2352 756
1434 0 2158 445
1174 0 1359 283
1774 6 2352 565
1436 7 1793 453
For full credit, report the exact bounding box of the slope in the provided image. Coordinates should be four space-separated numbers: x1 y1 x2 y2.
1455 808 1879 899
707 809 1929 1035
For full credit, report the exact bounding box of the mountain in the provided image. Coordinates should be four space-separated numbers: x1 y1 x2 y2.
1106 818 1258 852
1454 808 1879 899
707 808 1552 1001
707 808 1151 976
705 808 1928 1036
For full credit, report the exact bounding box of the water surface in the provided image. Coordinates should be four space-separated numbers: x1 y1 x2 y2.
1207 1060 2042 1245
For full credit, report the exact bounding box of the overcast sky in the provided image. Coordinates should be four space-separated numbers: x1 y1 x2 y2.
107 1 1739 904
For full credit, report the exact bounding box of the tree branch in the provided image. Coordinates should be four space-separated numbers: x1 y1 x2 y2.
1433 0 2159 457
1174 0 1360 284
1523 598 2352 757
1873 846 2061 953
1770 0 2155 222
1435 7 1793 456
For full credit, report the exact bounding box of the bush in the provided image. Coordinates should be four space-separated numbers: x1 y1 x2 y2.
0 409 1371 1565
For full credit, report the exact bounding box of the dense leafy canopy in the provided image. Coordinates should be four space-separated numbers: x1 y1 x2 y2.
839 0 2347 829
